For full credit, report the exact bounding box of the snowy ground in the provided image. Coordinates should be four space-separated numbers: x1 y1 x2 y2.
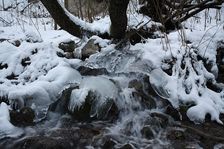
0 4 223 145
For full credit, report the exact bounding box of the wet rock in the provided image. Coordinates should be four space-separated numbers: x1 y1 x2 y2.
81 39 100 60
15 136 71 149
14 125 102 149
49 85 119 122
165 100 196 122
119 143 134 149
128 79 143 91
102 139 116 149
141 126 154 139
128 77 156 109
49 85 78 114
10 107 35 126
77 66 109 76
167 129 185 140
165 104 181 121
150 112 170 128
71 91 118 121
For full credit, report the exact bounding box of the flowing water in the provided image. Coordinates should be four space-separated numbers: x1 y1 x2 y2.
0 48 205 149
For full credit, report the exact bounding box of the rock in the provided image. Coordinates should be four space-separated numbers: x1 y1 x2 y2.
56 51 65 58
0 38 7 42
15 136 70 149
81 39 100 60
48 85 78 114
71 91 119 121
6 73 18 80
167 129 185 140
0 63 8 70
165 104 181 121
10 107 35 126
119 143 134 149
0 96 9 105
58 40 77 53
150 111 170 128
102 139 116 149
57 40 78 59
10 40 21 47
21 57 31 67
128 77 156 109
49 84 119 122
14 125 102 149
141 126 154 139
77 66 109 76
128 79 143 91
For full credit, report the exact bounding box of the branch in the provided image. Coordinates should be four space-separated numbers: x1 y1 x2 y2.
40 0 109 38
178 1 224 23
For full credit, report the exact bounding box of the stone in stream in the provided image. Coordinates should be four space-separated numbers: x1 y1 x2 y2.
128 76 156 109
13 124 102 149
10 107 35 126
77 66 109 76
119 143 135 149
102 139 117 149
49 82 119 122
141 126 154 139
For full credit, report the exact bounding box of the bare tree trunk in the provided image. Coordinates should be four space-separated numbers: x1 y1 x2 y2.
40 0 82 37
40 0 130 39
109 0 129 39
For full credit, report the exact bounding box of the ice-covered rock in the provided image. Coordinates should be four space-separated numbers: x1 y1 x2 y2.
0 102 23 139
68 76 119 120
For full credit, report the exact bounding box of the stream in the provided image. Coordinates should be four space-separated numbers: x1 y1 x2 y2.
0 46 224 149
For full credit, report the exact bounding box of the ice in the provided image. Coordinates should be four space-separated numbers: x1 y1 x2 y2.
69 76 118 117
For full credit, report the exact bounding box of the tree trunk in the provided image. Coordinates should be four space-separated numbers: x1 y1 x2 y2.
40 0 130 39
40 0 82 38
109 0 129 39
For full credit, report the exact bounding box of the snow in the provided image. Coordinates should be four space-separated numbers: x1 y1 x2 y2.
0 103 23 139
0 1 223 137
69 76 118 118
